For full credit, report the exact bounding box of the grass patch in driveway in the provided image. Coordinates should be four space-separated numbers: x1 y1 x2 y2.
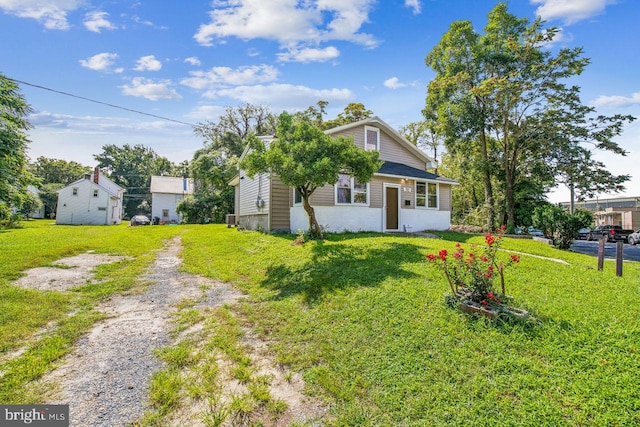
181 225 640 426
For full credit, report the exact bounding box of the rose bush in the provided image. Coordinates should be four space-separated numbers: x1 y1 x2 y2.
426 227 521 308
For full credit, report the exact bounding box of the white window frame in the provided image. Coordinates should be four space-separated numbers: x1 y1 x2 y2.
415 181 439 209
364 125 380 151
93 189 99 198
335 173 370 206
72 187 78 196
293 188 303 205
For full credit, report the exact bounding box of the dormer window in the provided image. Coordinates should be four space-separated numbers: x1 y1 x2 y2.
365 126 380 151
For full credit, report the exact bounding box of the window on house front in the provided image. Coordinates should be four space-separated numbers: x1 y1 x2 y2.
72 187 78 196
336 173 368 205
365 126 380 151
416 182 438 208
294 188 303 205
93 189 99 197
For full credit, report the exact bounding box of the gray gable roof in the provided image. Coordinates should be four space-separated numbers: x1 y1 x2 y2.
377 161 458 184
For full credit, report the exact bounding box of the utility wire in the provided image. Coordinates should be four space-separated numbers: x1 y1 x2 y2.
7 76 197 128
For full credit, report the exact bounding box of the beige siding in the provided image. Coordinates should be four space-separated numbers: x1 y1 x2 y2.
270 175 291 230
370 177 384 209
331 124 426 169
331 127 363 149
238 172 270 216
309 185 335 206
379 131 425 169
439 184 451 211
401 179 415 210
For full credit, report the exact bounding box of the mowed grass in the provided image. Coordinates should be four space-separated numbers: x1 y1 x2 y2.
181 225 640 426
0 219 184 402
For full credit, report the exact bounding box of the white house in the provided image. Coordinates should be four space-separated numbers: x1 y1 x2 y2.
56 167 125 225
150 176 194 223
231 116 458 233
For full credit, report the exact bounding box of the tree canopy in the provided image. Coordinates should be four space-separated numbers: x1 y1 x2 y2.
94 144 176 217
240 112 381 238
0 73 37 224
425 3 634 230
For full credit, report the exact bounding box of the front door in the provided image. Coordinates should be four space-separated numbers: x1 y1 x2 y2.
385 186 399 230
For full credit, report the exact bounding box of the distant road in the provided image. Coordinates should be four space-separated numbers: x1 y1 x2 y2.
570 240 640 262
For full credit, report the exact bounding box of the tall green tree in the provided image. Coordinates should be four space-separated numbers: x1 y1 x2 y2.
188 103 277 223
400 118 442 172
321 102 373 130
241 112 381 238
31 157 91 185
425 3 633 231
0 74 37 222
94 144 175 217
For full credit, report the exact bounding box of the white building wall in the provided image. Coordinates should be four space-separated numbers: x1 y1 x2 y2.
291 205 451 233
151 193 185 223
291 205 383 233
401 209 451 231
56 180 111 225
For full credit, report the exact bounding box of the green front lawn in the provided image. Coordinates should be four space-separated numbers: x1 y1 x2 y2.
2 222 638 424
0 220 183 402
181 226 640 426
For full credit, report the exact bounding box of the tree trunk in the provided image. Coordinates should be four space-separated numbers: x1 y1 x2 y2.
569 182 575 215
302 196 323 239
479 128 495 230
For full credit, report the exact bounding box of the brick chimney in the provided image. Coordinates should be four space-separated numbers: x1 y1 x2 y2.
94 167 100 184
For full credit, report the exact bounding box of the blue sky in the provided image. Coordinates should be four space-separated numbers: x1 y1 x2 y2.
1 0 638 203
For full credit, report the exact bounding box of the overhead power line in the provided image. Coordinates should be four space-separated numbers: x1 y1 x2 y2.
6 76 197 128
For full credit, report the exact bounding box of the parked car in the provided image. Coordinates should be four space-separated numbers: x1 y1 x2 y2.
587 225 632 243
576 227 591 240
527 226 544 237
629 230 640 246
130 215 151 226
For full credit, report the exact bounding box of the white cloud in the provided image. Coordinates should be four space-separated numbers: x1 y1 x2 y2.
120 77 182 101
207 83 354 109
531 0 614 25
84 11 117 32
0 0 84 30
405 0 421 15
591 91 640 109
383 77 419 90
134 55 162 71
384 77 406 89
184 56 201 66
277 46 340 63
181 64 279 90
194 0 378 49
79 52 120 72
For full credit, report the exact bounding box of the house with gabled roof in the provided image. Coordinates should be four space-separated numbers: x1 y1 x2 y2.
56 167 125 225
230 116 457 233
150 175 194 224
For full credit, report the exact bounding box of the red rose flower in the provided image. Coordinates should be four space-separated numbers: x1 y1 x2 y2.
510 254 520 263
485 233 496 246
439 249 448 260
426 254 437 262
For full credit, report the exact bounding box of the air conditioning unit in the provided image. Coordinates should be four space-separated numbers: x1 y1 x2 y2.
225 214 237 227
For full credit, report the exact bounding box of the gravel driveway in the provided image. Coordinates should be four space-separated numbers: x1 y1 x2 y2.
41 235 244 426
